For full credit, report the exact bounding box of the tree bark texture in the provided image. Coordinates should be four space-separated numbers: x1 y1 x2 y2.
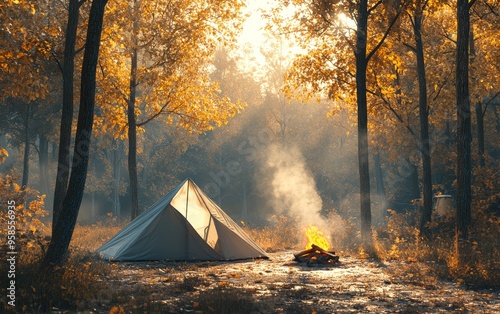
355 0 374 253
413 11 433 235
128 0 140 220
43 0 107 266
52 0 81 233
456 0 472 241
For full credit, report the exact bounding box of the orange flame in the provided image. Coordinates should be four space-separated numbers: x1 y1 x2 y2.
305 226 330 250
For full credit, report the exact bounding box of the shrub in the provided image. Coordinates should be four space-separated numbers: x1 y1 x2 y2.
0 245 111 312
0 173 48 261
242 215 300 251
0 169 111 312
375 207 500 289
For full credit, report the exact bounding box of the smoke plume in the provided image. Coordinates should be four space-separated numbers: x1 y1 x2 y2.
260 144 331 243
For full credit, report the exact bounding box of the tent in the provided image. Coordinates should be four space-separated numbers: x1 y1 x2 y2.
97 178 268 261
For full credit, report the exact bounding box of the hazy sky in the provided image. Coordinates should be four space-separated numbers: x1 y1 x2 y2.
237 0 304 77
238 0 269 67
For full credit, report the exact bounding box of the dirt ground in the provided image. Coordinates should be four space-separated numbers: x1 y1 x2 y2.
100 251 499 313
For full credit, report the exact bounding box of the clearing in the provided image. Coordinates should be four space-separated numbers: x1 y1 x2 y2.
97 251 499 313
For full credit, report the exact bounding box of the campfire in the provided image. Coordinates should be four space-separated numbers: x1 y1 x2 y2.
294 226 339 266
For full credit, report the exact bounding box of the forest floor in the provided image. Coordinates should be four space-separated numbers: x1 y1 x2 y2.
93 251 499 313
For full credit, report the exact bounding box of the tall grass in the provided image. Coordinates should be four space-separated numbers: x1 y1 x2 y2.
374 209 500 289
0 244 112 312
2 206 497 313
0 220 124 313
243 215 300 252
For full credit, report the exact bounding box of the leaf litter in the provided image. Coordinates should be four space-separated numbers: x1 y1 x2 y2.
99 251 499 313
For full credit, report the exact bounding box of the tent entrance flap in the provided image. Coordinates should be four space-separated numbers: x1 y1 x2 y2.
171 180 213 244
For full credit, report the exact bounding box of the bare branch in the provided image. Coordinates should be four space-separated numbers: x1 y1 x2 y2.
478 0 500 16
403 42 416 53
371 71 418 140
483 91 500 114
75 45 85 56
50 50 64 74
367 2 407 62
136 100 172 127
368 1 383 16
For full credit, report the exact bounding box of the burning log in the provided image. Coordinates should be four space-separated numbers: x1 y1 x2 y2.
294 244 339 266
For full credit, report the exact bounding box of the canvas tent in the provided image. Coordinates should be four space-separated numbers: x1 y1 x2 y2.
97 178 268 261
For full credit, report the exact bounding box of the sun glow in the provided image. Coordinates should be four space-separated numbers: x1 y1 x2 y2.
238 0 302 73
305 226 330 250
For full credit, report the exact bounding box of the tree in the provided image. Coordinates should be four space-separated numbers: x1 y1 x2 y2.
126 0 140 220
455 0 476 243
52 0 86 233
469 1 500 168
0 0 52 102
261 34 294 144
0 99 33 190
405 0 433 235
272 0 406 252
43 0 108 266
1 0 64 194
95 0 245 220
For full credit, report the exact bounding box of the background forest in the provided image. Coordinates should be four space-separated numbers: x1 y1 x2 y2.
1 0 498 228
0 0 499 309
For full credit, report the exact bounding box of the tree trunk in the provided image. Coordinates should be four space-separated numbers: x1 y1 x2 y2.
413 11 433 236
373 150 387 213
21 103 31 189
456 0 472 249
39 134 53 211
42 0 107 266
91 157 96 222
475 102 485 167
51 142 57 161
355 0 374 253
127 0 140 220
470 27 485 168
52 0 82 233
495 104 500 133
112 139 123 216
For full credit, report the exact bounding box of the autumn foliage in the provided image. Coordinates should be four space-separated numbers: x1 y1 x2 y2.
1 0 499 310
0 172 48 257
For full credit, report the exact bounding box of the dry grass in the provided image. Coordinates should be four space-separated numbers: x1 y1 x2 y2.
1 220 124 313
374 209 500 289
195 287 261 313
69 220 126 251
243 215 300 252
0 247 112 312
242 212 360 255
2 208 497 313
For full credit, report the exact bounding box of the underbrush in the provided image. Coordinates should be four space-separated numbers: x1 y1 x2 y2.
0 174 122 313
69 220 126 251
375 209 500 289
0 244 111 312
0 217 126 312
243 215 300 252
243 212 359 255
